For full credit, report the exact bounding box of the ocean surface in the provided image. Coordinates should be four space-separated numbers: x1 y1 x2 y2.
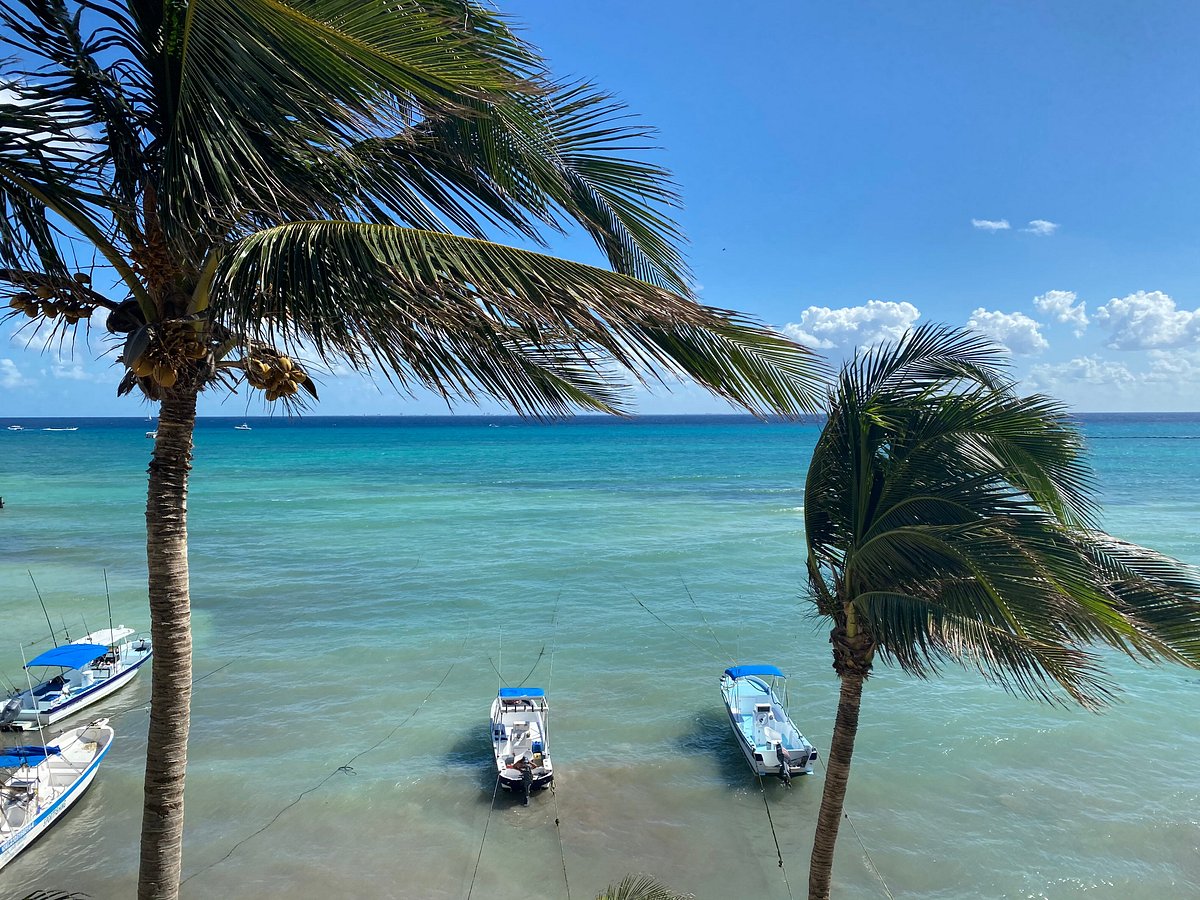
0 413 1197 900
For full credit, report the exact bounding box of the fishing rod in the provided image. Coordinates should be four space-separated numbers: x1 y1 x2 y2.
104 569 116 654
28 571 57 648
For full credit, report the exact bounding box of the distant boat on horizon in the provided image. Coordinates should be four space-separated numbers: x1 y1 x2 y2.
234 422 252 431
6 425 22 431
145 430 157 439
42 427 78 432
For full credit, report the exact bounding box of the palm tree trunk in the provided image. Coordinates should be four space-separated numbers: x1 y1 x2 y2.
808 673 865 900
138 390 197 900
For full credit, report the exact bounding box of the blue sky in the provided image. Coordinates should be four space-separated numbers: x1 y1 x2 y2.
4 0 1200 416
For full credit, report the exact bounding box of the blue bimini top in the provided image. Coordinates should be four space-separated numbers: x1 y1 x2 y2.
0 745 60 768
724 664 786 680
499 687 545 699
25 642 109 670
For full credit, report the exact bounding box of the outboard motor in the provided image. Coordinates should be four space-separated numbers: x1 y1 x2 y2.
0 697 23 727
775 743 792 786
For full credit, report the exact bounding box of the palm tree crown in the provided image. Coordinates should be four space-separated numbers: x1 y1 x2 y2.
804 324 1200 899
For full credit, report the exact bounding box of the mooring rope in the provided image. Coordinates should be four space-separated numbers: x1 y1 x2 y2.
465 775 502 900
681 579 736 662
628 591 725 663
813 755 895 900
549 779 572 900
544 597 571 899
754 773 794 900
180 635 469 886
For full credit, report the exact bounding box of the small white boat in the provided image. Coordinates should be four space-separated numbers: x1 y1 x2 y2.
0 719 114 872
145 430 157 439
5 425 22 432
42 427 78 432
489 687 553 804
234 422 252 431
721 665 818 782
1 628 152 731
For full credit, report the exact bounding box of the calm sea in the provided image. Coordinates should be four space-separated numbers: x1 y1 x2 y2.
0 414 1197 899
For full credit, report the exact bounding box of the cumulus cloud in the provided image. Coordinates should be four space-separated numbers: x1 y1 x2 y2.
966 308 1049 354
43 349 108 383
1094 290 1200 350
972 218 1011 232
1 358 29 388
783 300 921 352
1023 220 1059 236
1028 355 1137 389
1033 290 1088 336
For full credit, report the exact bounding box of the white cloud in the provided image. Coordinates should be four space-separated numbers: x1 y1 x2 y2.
783 300 921 352
1093 290 1200 350
1023 220 1059 236
1028 355 1137 390
972 218 1011 232
966 308 1049 355
44 349 108 383
1033 290 1088 336
0 358 29 388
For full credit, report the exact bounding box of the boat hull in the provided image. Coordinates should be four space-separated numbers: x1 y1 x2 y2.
0 721 113 871
6 647 151 731
721 671 817 778
489 691 553 796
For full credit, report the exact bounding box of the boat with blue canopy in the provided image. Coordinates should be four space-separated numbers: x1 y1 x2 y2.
489 687 553 804
0 719 114 872
1 627 152 731
721 665 818 782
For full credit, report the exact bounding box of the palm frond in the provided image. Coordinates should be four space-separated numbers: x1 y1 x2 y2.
214 222 823 416
159 0 544 245
595 874 693 900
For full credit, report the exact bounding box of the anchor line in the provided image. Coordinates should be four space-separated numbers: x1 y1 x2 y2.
549 780 572 900
754 772 794 900
813 755 895 900
180 634 470 887
544 593 569 898
681 579 736 662
627 591 726 663
466 774 502 900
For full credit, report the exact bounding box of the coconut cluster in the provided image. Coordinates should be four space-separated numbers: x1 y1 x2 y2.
125 324 209 390
244 353 308 402
6 276 95 324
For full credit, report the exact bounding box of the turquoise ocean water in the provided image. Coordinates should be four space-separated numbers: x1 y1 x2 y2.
0 414 1197 899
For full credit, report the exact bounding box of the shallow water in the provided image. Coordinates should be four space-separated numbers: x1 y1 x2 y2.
0 414 1197 899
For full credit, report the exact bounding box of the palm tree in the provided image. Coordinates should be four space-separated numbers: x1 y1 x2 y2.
803 325 1200 899
0 3 824 898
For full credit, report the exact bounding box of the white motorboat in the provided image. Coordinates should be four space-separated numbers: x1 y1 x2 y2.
1 628 152 731
5 425 22 431
145 430 157 439
0 719 114 871
721 665 818 782
489 687 553 804
234 422 252 431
